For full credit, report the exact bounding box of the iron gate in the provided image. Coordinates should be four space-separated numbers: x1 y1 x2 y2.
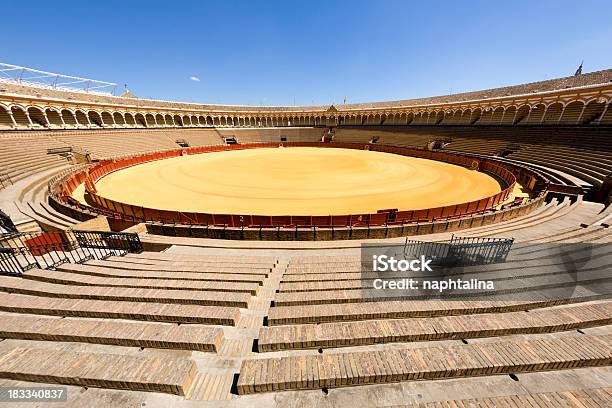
0 230 143 276
403 235 514 267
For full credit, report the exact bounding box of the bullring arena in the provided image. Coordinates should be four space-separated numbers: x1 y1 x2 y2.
0 64 611 408
85 146 504 215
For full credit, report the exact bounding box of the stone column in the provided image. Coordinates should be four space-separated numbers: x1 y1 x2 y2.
7 110 17 128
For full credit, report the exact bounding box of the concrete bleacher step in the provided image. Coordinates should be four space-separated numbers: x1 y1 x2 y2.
513 150 611 177
23 268 260 295
498 157 587 187
27 202 72 229
14 200 66 231
290 255 368 264
592 235 612 244
593 205 612 225
184 372 234 401
0 313 223 352
0 275 251 307
0 292 240 325
18 166 80 227
272 269 612 306
285 243 612 279
13 218 42 233
278 263 612 293
93 258 272 274
283 265 368 276
513 156 603 186
15 197 70 231
508 239 612 260
401 387 612 408
267 287 605 325
2 155 64 171
290 240 608 267
27 186 80 228
278 260 612 293
514 149 612 171
0 346 197 395
475 201 600 240
39 199 79 225
530 225 610 244
286 244 612 275
460 197 576 237
106 254 275 267
4 160 66 183
259 302 612 351
0 153 57 165
55 262 266 283
125 252 277 265
454 197 565 236
3 163 75 232
514 202 605 243
237 334 612 394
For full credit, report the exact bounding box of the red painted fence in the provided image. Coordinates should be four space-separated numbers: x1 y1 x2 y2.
53 142 529 227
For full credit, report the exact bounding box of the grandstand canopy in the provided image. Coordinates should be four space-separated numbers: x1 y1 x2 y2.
0 62 117 95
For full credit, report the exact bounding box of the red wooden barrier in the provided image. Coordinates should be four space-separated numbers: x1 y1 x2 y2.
25 232 71 255
61 142 527 227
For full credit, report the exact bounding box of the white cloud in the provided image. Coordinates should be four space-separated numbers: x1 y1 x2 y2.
189 76 201 82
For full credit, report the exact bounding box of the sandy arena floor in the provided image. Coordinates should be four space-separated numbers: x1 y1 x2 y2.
87 147 502 216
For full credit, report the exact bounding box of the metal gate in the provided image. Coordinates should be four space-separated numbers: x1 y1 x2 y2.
403 235 514 267
0 230 143 276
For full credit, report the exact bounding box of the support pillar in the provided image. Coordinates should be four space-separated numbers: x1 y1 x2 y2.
596 102 610 124
24 111 35 128
557 105 567 125
575 104 587 125
58 111 67 128
7 110 17 128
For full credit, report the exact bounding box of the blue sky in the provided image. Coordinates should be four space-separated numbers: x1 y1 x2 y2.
4 0 612 105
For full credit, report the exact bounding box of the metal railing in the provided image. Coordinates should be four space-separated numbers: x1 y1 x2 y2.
403 235 514 267
0 230 143 276
0 62 117 95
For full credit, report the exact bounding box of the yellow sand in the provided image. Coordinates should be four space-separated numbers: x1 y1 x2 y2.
87 147 502 216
